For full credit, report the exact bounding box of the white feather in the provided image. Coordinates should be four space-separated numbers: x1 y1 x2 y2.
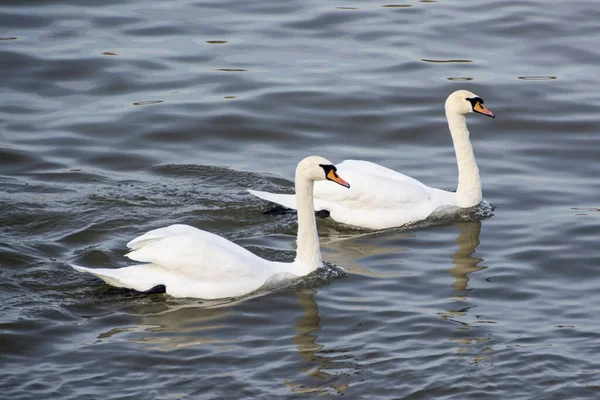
71 156 350 299
249 90 495 230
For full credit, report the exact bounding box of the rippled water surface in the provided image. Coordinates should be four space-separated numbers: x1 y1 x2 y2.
2 0 600 398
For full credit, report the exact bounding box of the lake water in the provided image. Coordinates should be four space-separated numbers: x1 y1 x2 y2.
2 0 600 398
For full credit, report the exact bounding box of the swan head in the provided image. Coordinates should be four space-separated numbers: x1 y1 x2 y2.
445 90 495 118
297 156 350 188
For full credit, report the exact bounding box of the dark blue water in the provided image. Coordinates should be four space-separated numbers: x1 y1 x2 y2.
2 0 600 398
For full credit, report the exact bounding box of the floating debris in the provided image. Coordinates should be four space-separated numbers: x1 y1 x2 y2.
133 100 165 106
447 77 474 81
518 76 557 80
217 68 247 72
422 58 473 63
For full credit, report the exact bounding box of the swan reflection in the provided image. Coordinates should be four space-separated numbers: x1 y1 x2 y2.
444 221 486 292
103 303 241 349
439 220 487 328
439 221 496 365
318 225 413 278
284 289 351 396
93 289 353 395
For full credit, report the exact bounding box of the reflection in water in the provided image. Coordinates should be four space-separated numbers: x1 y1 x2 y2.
439 305 474 331
97 305 240 349
321 220 493 365
444 221 486 292
319 226 413 278
290 289 322 363
320 220 487 285
449 336 494 365
91 223 486 389
285 289 350 396
439 222 495 365
93 290 354 395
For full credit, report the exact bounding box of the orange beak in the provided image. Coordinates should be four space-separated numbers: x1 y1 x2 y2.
327 170 350 188
473 102 495 118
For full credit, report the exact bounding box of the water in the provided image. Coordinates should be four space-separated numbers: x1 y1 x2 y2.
1 0 600 398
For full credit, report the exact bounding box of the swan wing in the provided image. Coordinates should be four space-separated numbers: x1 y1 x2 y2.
247 160 430 211
72 224 281 298
335 160 427 187
313 160 432 210
125 224 271 282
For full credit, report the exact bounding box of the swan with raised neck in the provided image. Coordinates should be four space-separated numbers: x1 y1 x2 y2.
445 89 495 207
248 90 495 230
292 156 350 274
70 155 350 299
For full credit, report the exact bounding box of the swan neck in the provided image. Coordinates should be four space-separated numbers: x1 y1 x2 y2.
446 111 482 207
293 173 322 275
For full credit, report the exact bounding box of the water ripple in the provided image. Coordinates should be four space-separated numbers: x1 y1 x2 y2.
2 0 600 398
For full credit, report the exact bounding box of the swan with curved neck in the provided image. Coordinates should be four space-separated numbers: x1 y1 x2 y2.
71 156 350 299
249 90 495 230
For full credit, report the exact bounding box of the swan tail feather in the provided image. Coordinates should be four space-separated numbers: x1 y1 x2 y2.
248 189 298 210
70 263 166 292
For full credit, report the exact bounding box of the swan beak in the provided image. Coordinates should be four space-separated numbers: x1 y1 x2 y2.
473 102 495 118
327 170 350 188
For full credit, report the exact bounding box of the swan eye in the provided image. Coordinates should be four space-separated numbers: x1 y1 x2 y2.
319 164 341 179
319 164 334 173
466 97 484 109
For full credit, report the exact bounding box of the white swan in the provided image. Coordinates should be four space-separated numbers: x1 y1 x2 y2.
249 90 495 230
71 156 350 299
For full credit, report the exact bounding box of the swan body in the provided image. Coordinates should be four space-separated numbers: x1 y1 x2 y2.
71 156 350 299
249 90 495 230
